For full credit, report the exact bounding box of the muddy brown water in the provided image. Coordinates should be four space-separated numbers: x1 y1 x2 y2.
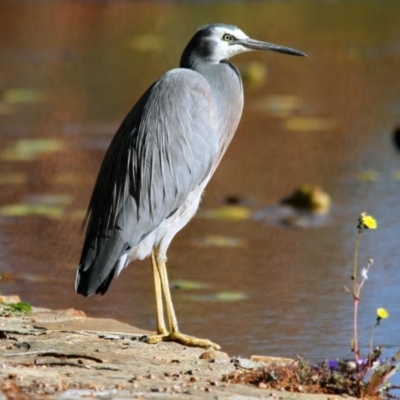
1 0 400 379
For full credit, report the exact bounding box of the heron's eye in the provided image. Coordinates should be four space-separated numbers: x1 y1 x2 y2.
222 34 233 42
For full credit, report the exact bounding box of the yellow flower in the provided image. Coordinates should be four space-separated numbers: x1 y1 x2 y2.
358 213 377 230
377 308 389 319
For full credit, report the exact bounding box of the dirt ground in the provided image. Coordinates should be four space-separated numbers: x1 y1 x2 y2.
0 305 348 400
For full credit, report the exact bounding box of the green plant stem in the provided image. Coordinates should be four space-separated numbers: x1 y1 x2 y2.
353 233 360 296
353 232 361 395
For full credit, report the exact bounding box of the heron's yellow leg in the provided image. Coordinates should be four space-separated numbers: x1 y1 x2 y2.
147 253 220 350
151 251 168 335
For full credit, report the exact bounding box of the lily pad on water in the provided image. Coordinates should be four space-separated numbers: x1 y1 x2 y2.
170 280 210 290
24 194 72 206
3 88 46 104
199 205 251 221
254 95 302 117
358 170 379 182
192 291 248 302
192 235 247 248
1 138 64 161
0 203 64 218
283 116 336 131
0 193 72 218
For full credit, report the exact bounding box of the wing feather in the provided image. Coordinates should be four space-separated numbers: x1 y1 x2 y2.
76 69 218 296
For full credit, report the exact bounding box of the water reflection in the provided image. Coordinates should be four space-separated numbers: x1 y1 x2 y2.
0 1 400 375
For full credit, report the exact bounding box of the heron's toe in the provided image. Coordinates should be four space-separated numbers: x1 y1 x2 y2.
172 332 221 350
146 332 220 350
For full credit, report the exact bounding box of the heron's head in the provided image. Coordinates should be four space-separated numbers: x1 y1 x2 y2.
181 23 306 67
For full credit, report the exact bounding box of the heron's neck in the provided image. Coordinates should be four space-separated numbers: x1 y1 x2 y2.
184 58 244 170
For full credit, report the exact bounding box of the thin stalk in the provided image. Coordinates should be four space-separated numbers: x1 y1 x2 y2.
353 232 361 395
353 232 360 295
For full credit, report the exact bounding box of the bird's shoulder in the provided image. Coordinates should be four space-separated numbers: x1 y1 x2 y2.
161 67 211 87
152 68 214 105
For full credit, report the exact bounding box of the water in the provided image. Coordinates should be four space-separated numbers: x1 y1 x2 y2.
1 0 400 376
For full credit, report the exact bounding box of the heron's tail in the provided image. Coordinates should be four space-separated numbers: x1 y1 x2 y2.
75 231 128 296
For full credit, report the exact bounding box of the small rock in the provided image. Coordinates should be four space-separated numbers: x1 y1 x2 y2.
199 350 229 361
171 384 181 393
233 357 262 369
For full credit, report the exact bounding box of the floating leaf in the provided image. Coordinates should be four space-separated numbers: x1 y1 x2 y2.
200 206 251 221
358 170 378 182
170 280 210 290
255 95 302 117
0 173 27 185
3 88 46 104
193 235 246 248
24 194 72 206
283 116 336 131
0 203 64 218
193 291 247 302
17 273 50 283
1 138 64 161
0 193 71 219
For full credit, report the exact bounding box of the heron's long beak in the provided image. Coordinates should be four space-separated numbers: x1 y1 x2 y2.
236 38 307 57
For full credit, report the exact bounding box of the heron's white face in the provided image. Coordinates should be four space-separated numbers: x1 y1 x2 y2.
192 24 305 65
204 25 251 62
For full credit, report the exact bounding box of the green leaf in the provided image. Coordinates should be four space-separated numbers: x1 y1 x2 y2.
0 301 32 315
283 116 336 131
0 203 64 218
200 206 251 221
9 302 32 313
192 291 248 302
193 235 246 248
170 280 210 290
1 138 64 161
3 88 46 104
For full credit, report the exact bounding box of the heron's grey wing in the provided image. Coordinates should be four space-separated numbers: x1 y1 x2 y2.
76 69 218 296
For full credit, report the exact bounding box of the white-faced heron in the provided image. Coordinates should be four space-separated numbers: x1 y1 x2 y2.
76 23 306 350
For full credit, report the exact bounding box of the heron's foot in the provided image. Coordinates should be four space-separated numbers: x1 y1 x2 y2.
147 331 220 350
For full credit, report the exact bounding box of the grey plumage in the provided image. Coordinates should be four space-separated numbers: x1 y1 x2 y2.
77 70 218 295
76 23 305 349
